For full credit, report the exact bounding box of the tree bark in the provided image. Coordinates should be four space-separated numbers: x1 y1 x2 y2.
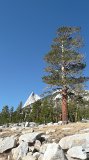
62 89 68 124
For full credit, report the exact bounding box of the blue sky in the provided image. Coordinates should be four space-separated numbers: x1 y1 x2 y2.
0 0 89 110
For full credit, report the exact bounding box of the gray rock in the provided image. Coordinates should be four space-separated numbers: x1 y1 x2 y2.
47 122 53 126
11 123 18 127
29 122 37 127
84 145 89 153
38 154 44 160
12 141 28 160
27 152 33 156
33 152 40 159
19 132 43 143
58 121 62 125
34 140 41 151
80 128 89 133
53 123 59 126
59 132 89 150
22 155 36 160
29 146 34 152
1 125 6 128
40 144 48 154
25 122 29 127
42 143 66 160
82 118 89 123
0 126 3 129
11 126 22 131
66 154 78 160
67 146 87 160
38 124 45 129
41 135 50 141
20 122 25 127
0 137 16 153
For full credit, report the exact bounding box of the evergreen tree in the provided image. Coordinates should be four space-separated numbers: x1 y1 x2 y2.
1 105 10 124
41 98 54 123
42 26 89 124
31 100 42 123
16 101 23 113
16 101 23 122
9 106 14 122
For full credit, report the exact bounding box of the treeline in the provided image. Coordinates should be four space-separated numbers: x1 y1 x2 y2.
0 94 89 125
27 96 89 123
0 102 24 125
0 98 60 125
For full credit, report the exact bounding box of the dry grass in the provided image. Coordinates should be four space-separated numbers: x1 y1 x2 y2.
34 122 89 142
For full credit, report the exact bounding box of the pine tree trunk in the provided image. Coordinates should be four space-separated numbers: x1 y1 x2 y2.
62 89 68 124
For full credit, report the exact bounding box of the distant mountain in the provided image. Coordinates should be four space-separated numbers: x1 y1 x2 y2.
23 92 41 108
23 90 89 108
42 89 89 102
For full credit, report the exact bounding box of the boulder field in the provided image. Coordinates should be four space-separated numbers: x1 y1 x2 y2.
0 122 89 160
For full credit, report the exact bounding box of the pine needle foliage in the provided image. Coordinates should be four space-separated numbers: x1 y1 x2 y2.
42 26 89 123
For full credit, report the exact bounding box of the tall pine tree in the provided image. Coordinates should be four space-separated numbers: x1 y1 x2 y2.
42 26 89 124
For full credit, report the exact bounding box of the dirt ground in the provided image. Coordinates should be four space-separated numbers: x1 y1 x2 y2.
35 122 89 142
1 122 89 140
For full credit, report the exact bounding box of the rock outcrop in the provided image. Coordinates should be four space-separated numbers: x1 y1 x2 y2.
41 143 66 160
59 132 89 150
0 137 16 153
12 141 28 160
19 132 43 143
